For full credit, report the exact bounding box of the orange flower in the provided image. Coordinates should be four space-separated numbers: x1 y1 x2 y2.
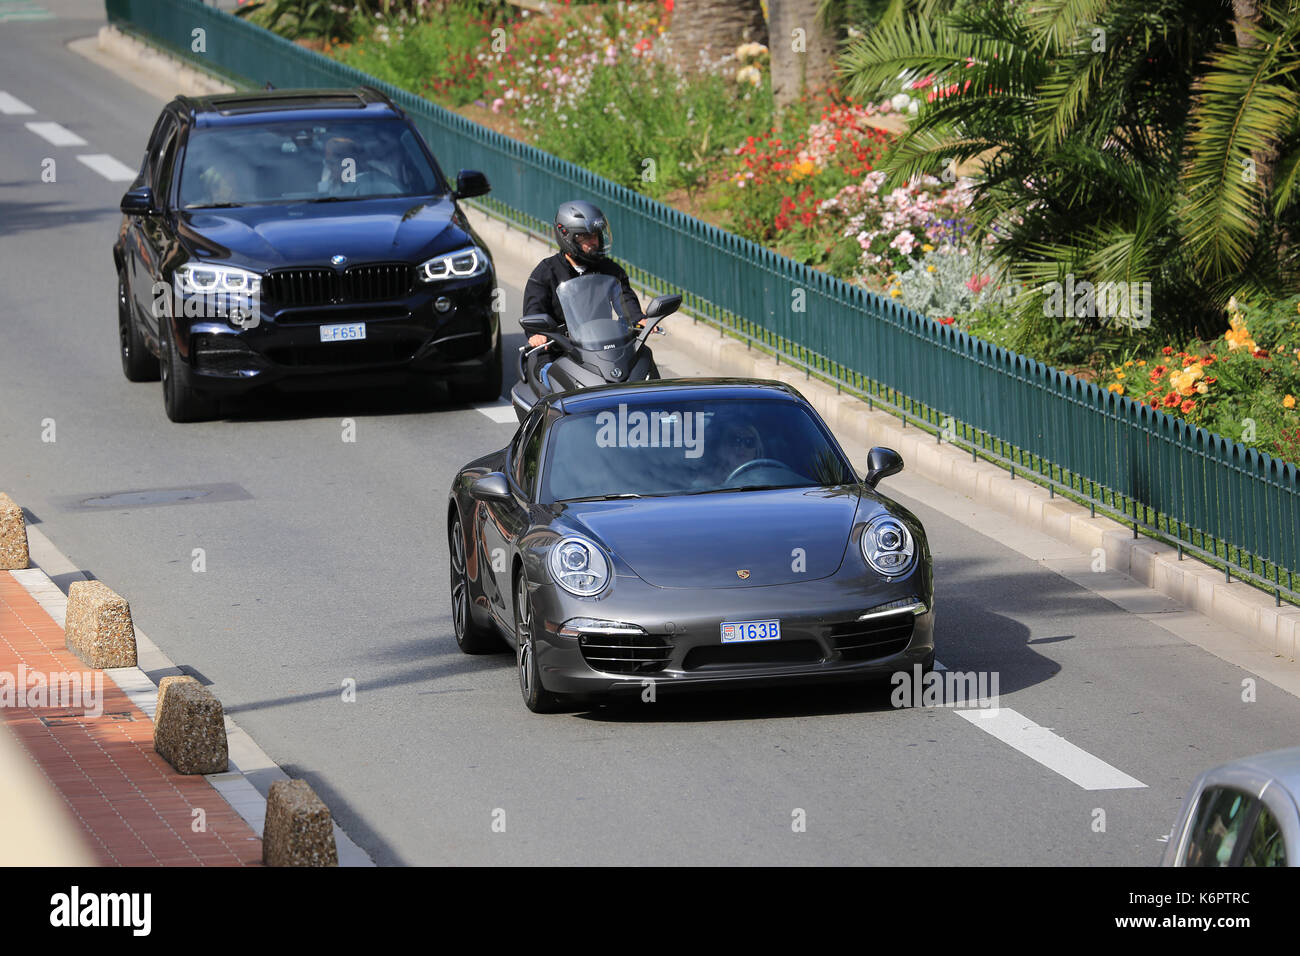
1286 395 1297 409
1181 399 1196 415
1225 316 1257 352
1163 392 1180 408
1162 346 1174 355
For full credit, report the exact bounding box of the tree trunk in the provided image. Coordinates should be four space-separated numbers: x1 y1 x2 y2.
768 0 837 108
1231 0 1276 203
669 0 769 73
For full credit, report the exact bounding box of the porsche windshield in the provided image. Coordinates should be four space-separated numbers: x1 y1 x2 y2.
178 119 445 208
555 274 634 351
541 398 857 501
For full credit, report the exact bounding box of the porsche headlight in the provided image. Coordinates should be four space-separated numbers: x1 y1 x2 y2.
861 515 916 577
174 262 262 296
548 536 611 597
418 245 487 282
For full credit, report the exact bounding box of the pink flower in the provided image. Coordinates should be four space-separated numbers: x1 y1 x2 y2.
491 97 505 113
890 230 916 256
965 274 990 294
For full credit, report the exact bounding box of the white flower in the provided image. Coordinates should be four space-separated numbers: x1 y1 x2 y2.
890 93 911 112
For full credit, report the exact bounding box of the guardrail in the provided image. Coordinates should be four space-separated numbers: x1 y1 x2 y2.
104 0 1300 606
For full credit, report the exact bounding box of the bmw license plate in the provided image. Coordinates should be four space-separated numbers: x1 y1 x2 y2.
720 619 781 643
320 322 366 343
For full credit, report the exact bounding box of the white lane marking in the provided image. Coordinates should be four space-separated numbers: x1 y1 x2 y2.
76 153 136 182
474 401 518 424
25 121 87 147
0 91 35 114
954 707 1147 790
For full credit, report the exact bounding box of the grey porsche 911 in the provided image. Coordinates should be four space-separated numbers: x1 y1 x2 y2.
447 379 934 712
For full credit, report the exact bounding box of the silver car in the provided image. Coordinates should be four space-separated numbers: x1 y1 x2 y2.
1161 747 1300 866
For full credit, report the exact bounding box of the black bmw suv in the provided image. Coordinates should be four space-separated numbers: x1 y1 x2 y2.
113 87 502 421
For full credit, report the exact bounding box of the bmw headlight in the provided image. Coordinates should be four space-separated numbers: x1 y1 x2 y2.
174 262 262 295
548 536 611 597
418 246 488 282
861 515 916 577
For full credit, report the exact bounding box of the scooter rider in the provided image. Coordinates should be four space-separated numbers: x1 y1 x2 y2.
522 201 646 367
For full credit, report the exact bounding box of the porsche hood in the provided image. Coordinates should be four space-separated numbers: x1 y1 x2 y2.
558 487 869 588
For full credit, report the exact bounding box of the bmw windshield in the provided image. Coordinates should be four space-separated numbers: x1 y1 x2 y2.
541 398 858 501
178 118 446 208
555 273 634 351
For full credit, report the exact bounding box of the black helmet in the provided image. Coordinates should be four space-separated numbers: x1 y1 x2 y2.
554 200 612 266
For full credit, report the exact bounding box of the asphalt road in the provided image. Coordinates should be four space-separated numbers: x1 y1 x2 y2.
2 4 1298 865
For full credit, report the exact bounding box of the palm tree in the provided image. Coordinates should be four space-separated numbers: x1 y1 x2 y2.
669 0 769 72
835 0 1300 353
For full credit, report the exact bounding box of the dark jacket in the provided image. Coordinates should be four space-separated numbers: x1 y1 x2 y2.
522 253 644 330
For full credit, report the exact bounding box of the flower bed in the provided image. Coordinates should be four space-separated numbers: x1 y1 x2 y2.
1095 297 1300 464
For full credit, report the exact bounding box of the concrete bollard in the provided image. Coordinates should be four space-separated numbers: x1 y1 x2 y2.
155 674 197 721
153 679 228 774
64 581 137 669
0 492 29 571
262 780 338 867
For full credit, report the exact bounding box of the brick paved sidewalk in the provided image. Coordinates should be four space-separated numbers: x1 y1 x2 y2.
0 572 261 866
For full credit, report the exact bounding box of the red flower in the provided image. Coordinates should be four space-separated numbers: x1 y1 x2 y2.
938 317 956 325
1253 349 1269 359
1163 392 1180 408
1181 400 1196 415
1162 346 1174 355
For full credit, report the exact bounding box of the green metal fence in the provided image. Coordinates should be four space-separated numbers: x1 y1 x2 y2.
105 0 1300 605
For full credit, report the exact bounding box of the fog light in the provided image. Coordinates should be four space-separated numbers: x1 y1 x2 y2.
434 296 453 313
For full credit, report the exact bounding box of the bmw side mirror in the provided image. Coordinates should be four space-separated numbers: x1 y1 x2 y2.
469 472 511 501
865 447 903 488
120 186 155 216
520 313 555 334
644 293 682 320
453 170 490 200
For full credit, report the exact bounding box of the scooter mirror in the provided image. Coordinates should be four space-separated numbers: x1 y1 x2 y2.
520 313 555 334
645 294 682 319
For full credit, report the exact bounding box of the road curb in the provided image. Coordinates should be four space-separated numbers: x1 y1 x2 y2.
12 527 375 866
464 204 1300 664
80 25 237 98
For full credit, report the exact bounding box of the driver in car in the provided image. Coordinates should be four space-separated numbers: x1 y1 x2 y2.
523 202 647 382
695 420 765 488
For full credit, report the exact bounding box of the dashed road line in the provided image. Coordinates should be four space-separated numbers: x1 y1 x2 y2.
25 120 86 147
954 707 1147 791
0 2 54 23
76 153 136 182
473 401 518 424
0 91 35 114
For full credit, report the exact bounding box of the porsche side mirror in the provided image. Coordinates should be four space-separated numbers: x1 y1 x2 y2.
519 313 555 334
865 447 903 488
470 472 511 501
453 169 490 200
644 293 682 319
120 186 155 216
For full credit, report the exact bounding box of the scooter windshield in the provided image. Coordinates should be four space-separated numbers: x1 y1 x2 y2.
555 274 634 351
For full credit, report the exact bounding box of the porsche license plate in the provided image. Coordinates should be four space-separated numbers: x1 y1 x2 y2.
320 322 366 343
720 619 781 643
